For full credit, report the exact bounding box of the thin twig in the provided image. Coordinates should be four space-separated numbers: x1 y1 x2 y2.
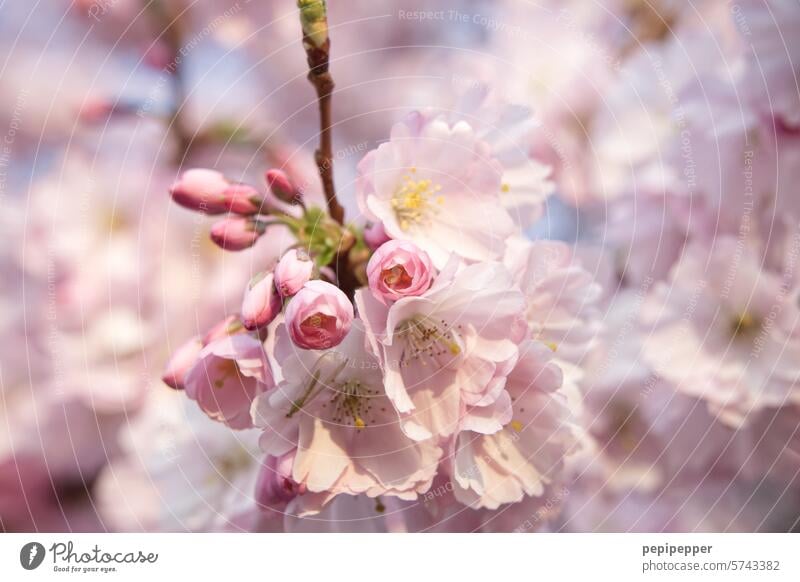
298 0 345 225
311 72 344 224
146 0 197 162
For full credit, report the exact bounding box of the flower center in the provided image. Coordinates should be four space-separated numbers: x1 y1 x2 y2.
213 359 241 389
391 170 443 231
101 207 130 234
396 316 463 368
286 356 379 431
730 312 759 338
381 264 413 290
608 402 641 453
327 378 379 429
300 312 337 344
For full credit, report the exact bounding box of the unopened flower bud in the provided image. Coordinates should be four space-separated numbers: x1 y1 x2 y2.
284 280 353 349
223 183 265 215
255 454 305 509
203 315 245 345
161 336 203 390
364 221 390 251
297 0 329 49
367 240 434 304
274 249 314 297
184 334 273 429
265 169 302 205
210 217 263 251
242 272 282 331
170 168 230 214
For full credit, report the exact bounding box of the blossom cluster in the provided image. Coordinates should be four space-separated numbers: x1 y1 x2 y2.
164 94 597 520
3 0 799 533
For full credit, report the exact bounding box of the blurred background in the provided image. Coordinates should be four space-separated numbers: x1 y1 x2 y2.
1 0 799 532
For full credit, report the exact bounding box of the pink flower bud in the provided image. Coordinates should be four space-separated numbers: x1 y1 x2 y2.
364 221 390 250
274 249 314 297
210 216 262 251
203 315 245 345
161 336 203 390
242 272 282 331
255 454 305 510
170 168 230 214
265 169 302 204
184 334 273 429
367 240 434 304
284 280 353 350
223 183 265 215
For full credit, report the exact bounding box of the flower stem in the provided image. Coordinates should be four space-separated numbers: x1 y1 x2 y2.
145 0 197 163
298 0 345 225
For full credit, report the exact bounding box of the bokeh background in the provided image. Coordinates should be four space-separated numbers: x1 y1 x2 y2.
1 0 799 532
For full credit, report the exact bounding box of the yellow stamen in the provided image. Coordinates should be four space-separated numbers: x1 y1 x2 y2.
510 420 523 432
390 173 443 231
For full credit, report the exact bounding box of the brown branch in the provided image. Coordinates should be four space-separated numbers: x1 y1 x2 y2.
296 1 361 297
333 251 361 300
167 63 196 163
299 1 345 225
310 71 344 225
145 0 198 163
